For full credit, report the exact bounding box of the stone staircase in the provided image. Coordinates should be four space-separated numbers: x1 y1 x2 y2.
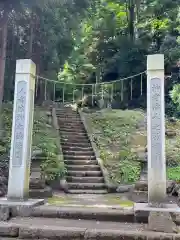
56 106 107 194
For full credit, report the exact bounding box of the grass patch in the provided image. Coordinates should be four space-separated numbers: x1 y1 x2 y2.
86 109 180 184
33 107 65 181
167 167 180 182
0 103 65 181
89 109 144 184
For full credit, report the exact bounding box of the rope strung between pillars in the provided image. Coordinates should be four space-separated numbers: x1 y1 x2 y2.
95 83 97 97
121 80 124 102
92 84 94 106
111 84 114 102
35 71 146 104
82 86 84 99
44 79 47 101
36 71 146 86
140 73 143 96
53 82 56 102
73 88 75 103
35 76 39 98
101 85 104 100
62 84 65 103
130 78 133 100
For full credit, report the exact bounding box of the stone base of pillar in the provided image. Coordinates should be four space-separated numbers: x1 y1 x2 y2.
0 198 44 219
148 211 177 233
134 203 180 233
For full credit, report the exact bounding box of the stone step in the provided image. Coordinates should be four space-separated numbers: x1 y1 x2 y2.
67 182 106 190
67 176 104 183
68 189 108 194
64 155 96 160
56 108 75 111
31 167 41 172
29 186 52 198
61 133 88 139
61 135 88 140
56 112 79 115
4 216 164 240
59 127 85 132
58 120 82 124
59 124 84 129
62 146 93 151
57 116 81 120
56 111 79 115
6 208 135 225
60 128 86 133
60 136 90 143
59 124 83 128
65 159 98 165
67 170 102 177
61 142 91 148
60 131 87 137
61 138 90 143
66 165 100 171
58 119 81 123
58 121 83 125
30 178 45 189
30 207 135 222
63 150 94 156
56 111 77 115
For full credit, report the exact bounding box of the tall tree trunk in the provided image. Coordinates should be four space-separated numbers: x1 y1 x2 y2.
27 11 34 59
0 9 8 137
128 0 135 41
0 9 8 108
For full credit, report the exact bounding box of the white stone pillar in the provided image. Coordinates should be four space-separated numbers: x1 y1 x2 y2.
147 54 166 204
7 59 36 200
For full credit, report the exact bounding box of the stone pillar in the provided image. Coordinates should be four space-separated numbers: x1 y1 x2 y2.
7 59 36 200
147 54 166 204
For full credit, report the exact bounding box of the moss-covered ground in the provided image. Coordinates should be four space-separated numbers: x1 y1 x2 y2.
85 109 180 184
48 194 134 207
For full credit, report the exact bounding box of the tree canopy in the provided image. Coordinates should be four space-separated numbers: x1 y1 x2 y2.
0 0 180 107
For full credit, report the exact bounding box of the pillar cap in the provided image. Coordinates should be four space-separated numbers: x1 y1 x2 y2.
147 54 164 71
16 59 36 75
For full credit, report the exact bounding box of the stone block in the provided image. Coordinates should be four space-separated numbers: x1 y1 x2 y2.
30 177 46 189
135 181 148 191
0 198 44 217
147 211 177 233
116 184 132 193
134 202 180 228
19 226 85 239
0 206 10 221
0 223 19 237
29 186 52 198
166 130 176 137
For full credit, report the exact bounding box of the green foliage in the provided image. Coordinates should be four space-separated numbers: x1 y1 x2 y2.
91 109 144 184
41 158 66 181
170 84 180 112
33 107 65 181
0 104 13 155
119 160 141 183
167 167 180 182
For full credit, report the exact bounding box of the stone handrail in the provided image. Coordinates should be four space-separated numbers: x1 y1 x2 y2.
79 110 111 190
51 107 66 182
